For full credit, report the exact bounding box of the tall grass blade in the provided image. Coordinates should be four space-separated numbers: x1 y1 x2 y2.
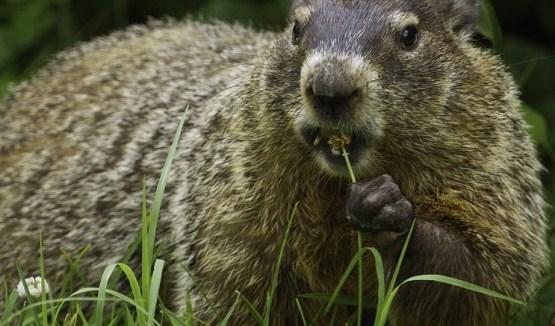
38 234 49 326
142 178 151 313
63 311 78 326
263 202 299 325
60 244 92 296
116 263 145 325
356 233 363 326
321 249 362 315
123 305 135 326
160 305 188 326
147 259 165 326
295 298 308 326
147 109 189 264
94 264 117 326
385 220 415 295
141 109 187 324
104 289 161 326
367 248 385 314
220 292 242 326
236 291 263 324
374 219 415 325
368 248 386 326
341 146 357 183
74 304 89 326
376 287 398 326
400 274 525 305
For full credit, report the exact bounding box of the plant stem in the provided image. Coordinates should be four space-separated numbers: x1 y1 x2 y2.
341 146 357 183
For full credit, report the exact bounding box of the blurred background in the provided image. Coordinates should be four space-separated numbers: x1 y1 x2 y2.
0 0 553 324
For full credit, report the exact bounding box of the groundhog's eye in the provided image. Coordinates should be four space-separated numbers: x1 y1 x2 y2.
292 20 302 45
400 26 419 50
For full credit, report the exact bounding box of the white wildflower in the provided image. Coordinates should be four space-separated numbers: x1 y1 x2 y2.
17 276 50 299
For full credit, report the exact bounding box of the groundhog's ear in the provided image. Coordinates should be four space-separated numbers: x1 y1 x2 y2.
437 0 480 34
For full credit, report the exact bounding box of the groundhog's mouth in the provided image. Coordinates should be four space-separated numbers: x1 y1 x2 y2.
299 126 372 170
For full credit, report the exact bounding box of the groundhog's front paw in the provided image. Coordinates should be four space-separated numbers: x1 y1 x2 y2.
346 174 413 249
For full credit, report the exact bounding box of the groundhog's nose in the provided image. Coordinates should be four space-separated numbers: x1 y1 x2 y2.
304 59 361 121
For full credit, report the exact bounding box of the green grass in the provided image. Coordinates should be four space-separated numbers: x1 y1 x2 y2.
0 116 529 326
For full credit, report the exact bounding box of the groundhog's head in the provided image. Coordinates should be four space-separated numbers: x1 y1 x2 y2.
260 0 510 179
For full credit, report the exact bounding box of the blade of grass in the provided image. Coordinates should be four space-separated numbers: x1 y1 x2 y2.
116 263 143 304
376 287 399 326
342 144 365 326
263 202 298 325
105 289 161 326
142 178 151 309
385 220 415 296
147 259 165 326
220 292 242 326
160 306 187 326
94 264 117 326
60 244 92 296
309 248 369 323
356 232 363 326
74 304 89 326
108 308 122 326
236 291 263 324
376 273 525 326
123 305 135 326
295 298 308 326
374 220 415 325
63 311 78 326
400 274 525 305
367 247 385 315
116 263 145 325
38 234 49 326
160 301 211 326
141 109 188 322
341 146 357 183
147 109 189 264
322 249 362 314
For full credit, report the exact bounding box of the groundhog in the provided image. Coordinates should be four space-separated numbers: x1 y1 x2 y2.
0 0 549 325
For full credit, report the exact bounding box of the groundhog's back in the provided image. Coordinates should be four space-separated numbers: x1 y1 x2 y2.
0 20 270 285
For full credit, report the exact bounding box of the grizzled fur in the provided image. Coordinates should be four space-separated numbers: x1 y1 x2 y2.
0 0 548 325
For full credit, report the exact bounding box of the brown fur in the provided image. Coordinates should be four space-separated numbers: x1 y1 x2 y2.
0 0 549 325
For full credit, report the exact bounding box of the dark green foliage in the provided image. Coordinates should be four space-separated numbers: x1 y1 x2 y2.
0 0 554 324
